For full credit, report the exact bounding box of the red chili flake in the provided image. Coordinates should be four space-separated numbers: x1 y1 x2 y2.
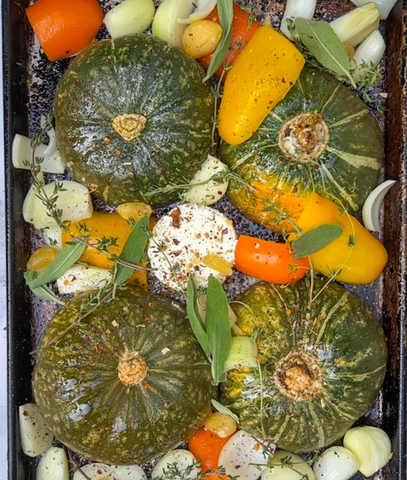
93 345 102 355
97 470 103 475
74 78 79 85
222 228 229 234
173 250 182 257
170 208 181 228
23 411 29 417
144 315 152 324
104 136 111 143
158 166 164 173
131 173 137 181
164 402 169 408
105 329 111 334
144 383 151 389
173 239 180 245
116 149 122 156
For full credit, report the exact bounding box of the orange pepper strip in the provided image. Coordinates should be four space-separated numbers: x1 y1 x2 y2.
26 0 103 62
218 25 305 146
235 235 309 284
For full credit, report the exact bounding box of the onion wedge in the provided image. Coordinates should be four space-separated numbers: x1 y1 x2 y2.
19 403 53 457
73 463 147 480
218 430 275 480
177 0 217 25
37 447 69 480
362 180 397 231
12 134 65 174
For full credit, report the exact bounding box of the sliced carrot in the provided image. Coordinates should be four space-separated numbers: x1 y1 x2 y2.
26 0 103 62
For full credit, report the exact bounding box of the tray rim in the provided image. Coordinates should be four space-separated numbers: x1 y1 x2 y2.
3 1 407 479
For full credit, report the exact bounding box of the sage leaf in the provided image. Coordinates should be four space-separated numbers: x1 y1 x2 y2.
25 242 86 289
186 276 210 359
203 0 233 81
28 284 65 306
206 275 231 385
113 216 149 286
295 18 357 88
211 399 240 424
292 224 343 258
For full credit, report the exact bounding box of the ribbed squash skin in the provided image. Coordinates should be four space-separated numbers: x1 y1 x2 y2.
54 34 214 207
220 68 383 233
33 288 216 464
220 278 387 452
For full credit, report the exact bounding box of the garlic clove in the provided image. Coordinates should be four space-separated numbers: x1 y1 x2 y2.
344 426 392 477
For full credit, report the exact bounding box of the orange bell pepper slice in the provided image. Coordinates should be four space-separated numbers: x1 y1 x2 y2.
26 0 103 62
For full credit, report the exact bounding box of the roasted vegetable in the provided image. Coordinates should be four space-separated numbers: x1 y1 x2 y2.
220 278 387 452
235 235 309 284
54 35 214 207
33 287 215 465
218 25 305 146
26 0 103 62
198 3 260 78
291 192 388 284
221 67 383 233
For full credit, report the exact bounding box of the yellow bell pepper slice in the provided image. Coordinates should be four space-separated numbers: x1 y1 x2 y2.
218 25 305 146
291 192 388 284
62 211 149 290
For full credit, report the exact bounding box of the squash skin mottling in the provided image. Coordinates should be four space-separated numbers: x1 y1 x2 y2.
54 34 214 207
220 278 387 453
221 67 383 233
33 288 216 465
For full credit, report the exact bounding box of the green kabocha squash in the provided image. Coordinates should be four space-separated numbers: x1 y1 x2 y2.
220 278 387 452
220 67 383 233
54 34 214 207
33 287 216 465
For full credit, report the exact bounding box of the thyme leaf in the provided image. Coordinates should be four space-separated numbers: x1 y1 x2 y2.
113 216 150 286
292 224 343 258
295 18 357 88
203 0 234 81
24 241 86 289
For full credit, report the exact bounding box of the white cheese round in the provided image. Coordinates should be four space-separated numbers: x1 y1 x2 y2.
148 203 237 291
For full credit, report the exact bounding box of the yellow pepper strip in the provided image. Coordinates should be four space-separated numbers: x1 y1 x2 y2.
62 211 149 290
217 25 305 146
290 192 388 284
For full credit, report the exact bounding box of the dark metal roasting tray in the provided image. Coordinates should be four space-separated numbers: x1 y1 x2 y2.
3 0 407 478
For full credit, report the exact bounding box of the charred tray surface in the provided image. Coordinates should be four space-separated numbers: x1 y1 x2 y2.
3 0 407 479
